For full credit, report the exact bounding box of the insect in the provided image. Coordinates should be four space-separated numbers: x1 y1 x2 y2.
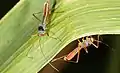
51 35 112 63
33 0 51 36
30 0 61 72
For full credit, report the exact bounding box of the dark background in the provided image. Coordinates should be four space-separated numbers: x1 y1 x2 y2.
0 0 19 19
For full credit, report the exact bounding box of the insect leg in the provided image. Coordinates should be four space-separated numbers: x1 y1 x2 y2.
94 39 115 51
97 35 100 47
66 40 82 63
26 45 34 59
48 63 59 72
26 34 38 59
52 50 80 63
74 47 80 63
38 38 59 72
51 55 67 62
47 30 62 42
33 12 42 21
91 42 99 48
50 0 64 13
84 47 88 53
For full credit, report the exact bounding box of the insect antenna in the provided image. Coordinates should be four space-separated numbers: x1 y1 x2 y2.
94 40 115 52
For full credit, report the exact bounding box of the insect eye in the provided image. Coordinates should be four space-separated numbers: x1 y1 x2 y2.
84 37 86 40
88 36 91 38
38 26 44 31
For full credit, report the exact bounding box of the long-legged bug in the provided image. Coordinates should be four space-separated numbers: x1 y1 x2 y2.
29 0 62 72
33 0 52 36
51 35 113 63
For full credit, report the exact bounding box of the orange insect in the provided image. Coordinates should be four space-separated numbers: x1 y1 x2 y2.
52 35 112 63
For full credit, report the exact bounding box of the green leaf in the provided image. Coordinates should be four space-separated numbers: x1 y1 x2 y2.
0 0 120 73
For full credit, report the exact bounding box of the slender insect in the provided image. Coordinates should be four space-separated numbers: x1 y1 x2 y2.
33 0 51 36
31 0 61 72
51 35 112 63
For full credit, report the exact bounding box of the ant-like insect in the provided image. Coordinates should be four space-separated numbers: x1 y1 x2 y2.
52 35 113 63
